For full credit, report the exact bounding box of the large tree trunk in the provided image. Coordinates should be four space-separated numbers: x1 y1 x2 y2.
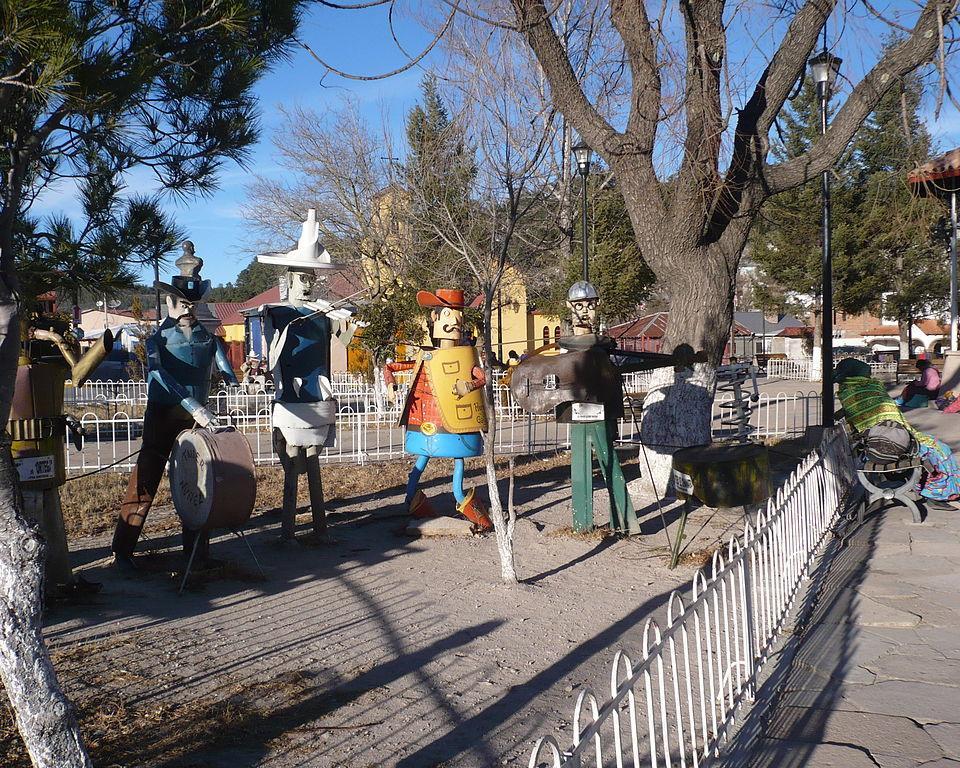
639 250 731 495
0 290 91 767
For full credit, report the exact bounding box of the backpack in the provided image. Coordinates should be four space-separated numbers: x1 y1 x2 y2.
861 420 914 463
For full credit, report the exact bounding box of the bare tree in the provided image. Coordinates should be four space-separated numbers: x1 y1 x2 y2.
313 0 960 488
502 0 960 488
404 29 561 582
243 100 412 302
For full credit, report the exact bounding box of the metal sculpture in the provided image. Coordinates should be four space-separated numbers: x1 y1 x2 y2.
384 289 494 531
9 316 111 596
110 242 239 572
510 282 686 534
256 209 356 543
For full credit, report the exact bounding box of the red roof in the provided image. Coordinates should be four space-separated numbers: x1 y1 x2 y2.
863 325 899 337
916 319 949 335
777 326 813 338
909 146 960 196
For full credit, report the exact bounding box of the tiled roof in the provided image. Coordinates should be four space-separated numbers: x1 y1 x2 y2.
908 146 960 190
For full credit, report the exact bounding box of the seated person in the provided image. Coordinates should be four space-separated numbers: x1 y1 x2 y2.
896 359 941 406
835 358 960 503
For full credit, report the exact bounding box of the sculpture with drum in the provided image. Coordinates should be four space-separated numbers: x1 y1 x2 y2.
255 209 357 543
111 243 246 575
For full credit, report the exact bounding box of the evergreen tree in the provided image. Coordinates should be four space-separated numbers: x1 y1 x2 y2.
753 80 882 346
209 258 283 302
404 75 476 280
854 61 946 356
540 183 656 323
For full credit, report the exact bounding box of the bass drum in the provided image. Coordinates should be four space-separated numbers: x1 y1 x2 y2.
169 427 256 531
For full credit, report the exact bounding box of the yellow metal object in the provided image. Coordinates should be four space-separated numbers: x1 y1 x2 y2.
423 346 487 433
420 421 437 436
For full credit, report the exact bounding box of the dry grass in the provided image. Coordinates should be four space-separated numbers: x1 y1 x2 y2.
0 636 318 768
546 525 616 541
60 453 573 541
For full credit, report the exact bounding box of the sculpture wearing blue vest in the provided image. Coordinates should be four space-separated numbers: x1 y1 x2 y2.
111 243 238 572
258 210 355 542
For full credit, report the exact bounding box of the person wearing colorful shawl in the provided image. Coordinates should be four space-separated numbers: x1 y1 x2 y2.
835 357 960 502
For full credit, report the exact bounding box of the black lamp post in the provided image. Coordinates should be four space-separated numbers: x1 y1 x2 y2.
572 141 593 281
809 49 842 427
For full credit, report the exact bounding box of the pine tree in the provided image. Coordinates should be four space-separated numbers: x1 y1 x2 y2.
404 75 476 280
854 61 946 357
753 80 884 347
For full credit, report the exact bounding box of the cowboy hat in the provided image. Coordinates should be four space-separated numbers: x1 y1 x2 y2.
257 209 339 270
416 288 466 309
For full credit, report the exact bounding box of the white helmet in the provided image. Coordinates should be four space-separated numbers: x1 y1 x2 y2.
567 281 599 302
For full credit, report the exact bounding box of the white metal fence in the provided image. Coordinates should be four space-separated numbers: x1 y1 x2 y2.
767 358 897 382
62 378 820 475
526 427 856 768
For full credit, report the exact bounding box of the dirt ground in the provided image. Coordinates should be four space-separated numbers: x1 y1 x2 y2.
0 444 806 768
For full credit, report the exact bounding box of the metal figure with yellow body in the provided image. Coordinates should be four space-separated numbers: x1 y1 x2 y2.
9 316 112 596
384 289 493 530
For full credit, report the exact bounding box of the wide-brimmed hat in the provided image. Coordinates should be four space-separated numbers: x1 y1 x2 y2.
257 209 339 270
155 241 210 302
416 289 466 309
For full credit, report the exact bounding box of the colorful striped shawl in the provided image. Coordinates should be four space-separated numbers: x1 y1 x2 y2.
837 376 910 434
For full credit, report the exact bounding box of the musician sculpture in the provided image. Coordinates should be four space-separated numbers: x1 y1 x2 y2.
510 282 687 533
257 209 356 543
111 243 239 572
384 289 493 531
10 315 111 596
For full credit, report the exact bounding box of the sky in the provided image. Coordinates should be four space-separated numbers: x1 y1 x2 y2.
30 1 960 292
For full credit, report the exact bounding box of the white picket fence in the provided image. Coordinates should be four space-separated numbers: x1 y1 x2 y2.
62 377 820 475
767 358 897 382
526 427 856 767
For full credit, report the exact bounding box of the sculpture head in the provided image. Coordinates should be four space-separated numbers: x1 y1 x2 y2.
285 267 317 306
416 289 466 346
156 241 210 323
566 281 599 336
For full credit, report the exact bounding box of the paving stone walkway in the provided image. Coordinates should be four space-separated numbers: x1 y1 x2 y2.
726 409 960 768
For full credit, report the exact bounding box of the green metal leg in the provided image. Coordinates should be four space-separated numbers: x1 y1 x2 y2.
590 419 638 534
571 423 594 532
670 499 692 569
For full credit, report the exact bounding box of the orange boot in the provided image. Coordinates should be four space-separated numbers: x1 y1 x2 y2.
456 488 494 531
409 490 438 519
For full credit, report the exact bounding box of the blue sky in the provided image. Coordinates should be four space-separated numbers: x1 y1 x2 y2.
31 2 960 291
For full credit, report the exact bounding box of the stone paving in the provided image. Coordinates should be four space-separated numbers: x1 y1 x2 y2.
725 405 960 768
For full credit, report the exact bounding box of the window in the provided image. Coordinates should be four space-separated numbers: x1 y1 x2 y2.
542 326 549 344
554 325 561 341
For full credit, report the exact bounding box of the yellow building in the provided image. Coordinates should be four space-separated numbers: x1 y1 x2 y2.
479 265 563 362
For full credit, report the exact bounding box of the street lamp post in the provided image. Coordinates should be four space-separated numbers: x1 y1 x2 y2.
572 141 593 282
809 50 842 428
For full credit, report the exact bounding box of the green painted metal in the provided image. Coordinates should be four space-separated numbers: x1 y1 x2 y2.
570 417 638 534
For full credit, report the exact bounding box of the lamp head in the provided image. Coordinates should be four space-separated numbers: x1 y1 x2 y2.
809 51 842 89
572 141 593 177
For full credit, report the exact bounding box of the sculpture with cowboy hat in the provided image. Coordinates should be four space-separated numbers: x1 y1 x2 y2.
111 241 239 573
384 288 493 530
255 209 357 544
